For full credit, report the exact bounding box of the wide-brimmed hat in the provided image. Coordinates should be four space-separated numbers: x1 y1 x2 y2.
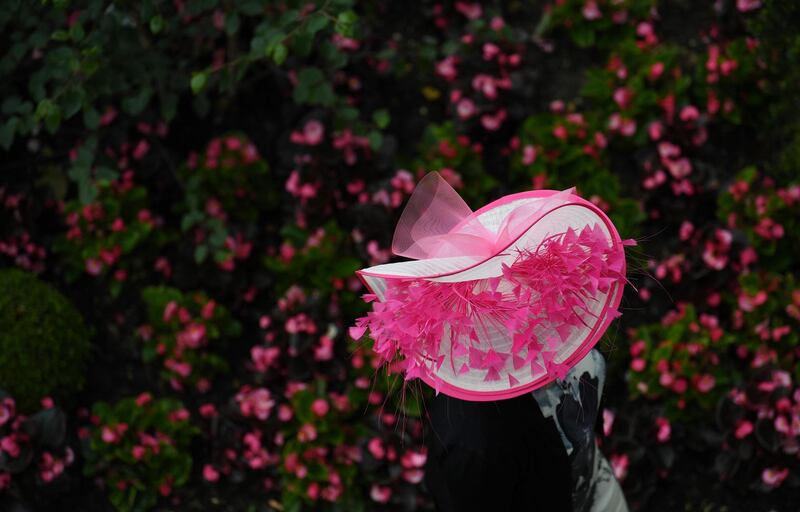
350 171 632 401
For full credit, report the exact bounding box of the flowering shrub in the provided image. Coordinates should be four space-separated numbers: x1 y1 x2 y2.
54 171 159 296
509 108 645 236
627 303 734 420
0 269 91 412
718 167 800 272
543 0 657 49
83 394 197 512
177 134 277 269
0 393 74 505
3 0 800 510
411 123 496 205
139 287 241 392
712 369 800 491
263 220 362 298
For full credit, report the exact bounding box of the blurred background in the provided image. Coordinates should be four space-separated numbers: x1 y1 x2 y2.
1 0 799 510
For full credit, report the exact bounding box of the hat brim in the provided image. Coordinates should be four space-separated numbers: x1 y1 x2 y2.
355 191 625 401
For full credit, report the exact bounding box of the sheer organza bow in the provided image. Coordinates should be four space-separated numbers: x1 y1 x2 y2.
391 171 575 261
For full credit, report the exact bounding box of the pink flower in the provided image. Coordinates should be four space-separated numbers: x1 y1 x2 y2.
696 374 716 393
613 87 634 109
177 323 206 349
679 221 694 241
610 453 629 481
251 346 280 372
650 62 665 80
85 258 104 276
630 358 646 372
311 399 329 417
456 98 476 119
368 437 386 459
314 335 334 361
236 387 275 421
455 1 482 20
101 426 120 444
648 121 663 141
435 56 459 82
490 16 505 31
737 0 761 12
131 445 146 460
553 124 568 140
135 393 152 407
680 105 700 122
734 420 753 439
132 139 150 160
298 423 318 442
672 378 688 394
401 448 427 468
0 472 10 490
0 398 15 427
278 404 293 422
302 120 325 145
480 109 507 131
203 464 220 482
39 452 67 483
665 158 692 179
0 435 20 458
521 145 537 165
582 0 602 20
603 409 615 436
403 469 425 483
482 43 500 61
370 484 392 503
655 417 671 442
762 467 788 488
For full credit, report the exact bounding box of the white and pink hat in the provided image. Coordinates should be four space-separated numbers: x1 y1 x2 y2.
350 171 633 401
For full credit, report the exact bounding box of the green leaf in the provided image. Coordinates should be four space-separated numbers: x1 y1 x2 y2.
121 87 152 115
225 13 240 34
83 107 100 129
60 88 83 118
272 43 288 65
372 109 390 129
335 10 358 37
1 96 23 115
292 28 314 57
0 117 18 150
190 72 208 94
35 99 62 133
306 12 329 34
367 130 383 150
69 22 85 42
95 166 119 181
150 15 164 34
194 245 208 264
161 93 178 121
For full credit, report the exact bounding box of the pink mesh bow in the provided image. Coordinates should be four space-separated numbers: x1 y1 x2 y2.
391 171 576 261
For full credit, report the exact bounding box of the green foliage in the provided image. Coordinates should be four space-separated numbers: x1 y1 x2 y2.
510 111 645 237
176 133 277 266
0 0 358 196
52 174 158 296
0 269 91 412
627 303 735 421
717 167 800 273
278 385 366 511
542 0 657 49
139 286 241 390
264 220 362 299
83 395 197 512
411 122 497 207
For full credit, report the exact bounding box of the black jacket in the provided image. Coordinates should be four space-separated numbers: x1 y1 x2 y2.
424 391 573 512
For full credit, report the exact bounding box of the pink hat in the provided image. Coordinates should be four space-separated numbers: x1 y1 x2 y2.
350 171 633 401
